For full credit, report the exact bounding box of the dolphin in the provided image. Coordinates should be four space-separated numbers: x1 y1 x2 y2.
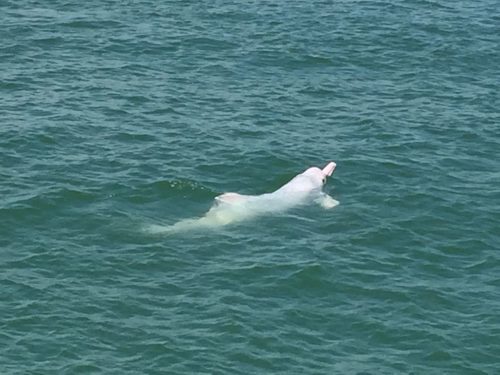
147 162 338 234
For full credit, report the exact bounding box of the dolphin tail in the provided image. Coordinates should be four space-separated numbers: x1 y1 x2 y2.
144 217 212 235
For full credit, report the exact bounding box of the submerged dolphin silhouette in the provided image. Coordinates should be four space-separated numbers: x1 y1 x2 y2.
147 162 338 234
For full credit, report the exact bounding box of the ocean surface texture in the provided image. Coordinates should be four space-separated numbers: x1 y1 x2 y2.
1 0 499 373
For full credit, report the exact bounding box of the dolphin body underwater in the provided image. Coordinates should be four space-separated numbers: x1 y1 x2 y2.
147 162 338 234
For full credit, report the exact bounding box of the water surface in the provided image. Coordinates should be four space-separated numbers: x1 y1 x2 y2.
1 0 499 373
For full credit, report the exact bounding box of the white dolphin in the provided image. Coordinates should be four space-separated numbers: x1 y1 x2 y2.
147 162 338 234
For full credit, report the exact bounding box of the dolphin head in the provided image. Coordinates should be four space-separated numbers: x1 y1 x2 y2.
321 161 336 178
302 161 337 187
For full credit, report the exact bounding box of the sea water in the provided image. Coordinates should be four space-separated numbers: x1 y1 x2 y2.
1 1 499 373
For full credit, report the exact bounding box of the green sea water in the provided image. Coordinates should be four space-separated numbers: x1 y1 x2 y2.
1 0 499 373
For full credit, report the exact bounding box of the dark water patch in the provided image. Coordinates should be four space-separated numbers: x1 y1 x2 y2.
182 36 240 52
61 19 125 30
3 187 97 211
